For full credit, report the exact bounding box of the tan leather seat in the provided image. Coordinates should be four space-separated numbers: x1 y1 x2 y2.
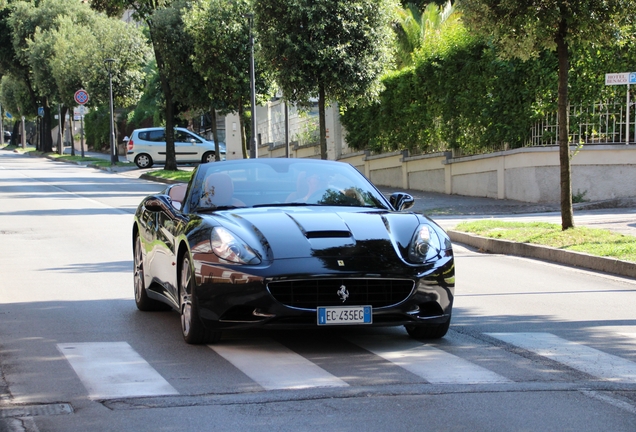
202 173 245 207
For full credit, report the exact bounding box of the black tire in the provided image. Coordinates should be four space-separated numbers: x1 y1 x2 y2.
202 151 215 164
134 153 153 169
179 254 222 344
405 317 451 340
134 236 170 311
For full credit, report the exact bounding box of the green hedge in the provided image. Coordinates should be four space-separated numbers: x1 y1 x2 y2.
342 24 559 154
84 106 111 151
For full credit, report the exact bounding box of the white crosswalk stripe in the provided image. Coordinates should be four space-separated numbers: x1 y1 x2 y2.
57 342 179 400
487 332 636 383
209 338 349 390
58 332 636 399
348 335 511 384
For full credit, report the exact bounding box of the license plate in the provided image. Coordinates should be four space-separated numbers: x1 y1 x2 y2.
317 305 372 325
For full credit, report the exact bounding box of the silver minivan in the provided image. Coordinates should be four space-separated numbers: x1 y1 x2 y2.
126 127 226 168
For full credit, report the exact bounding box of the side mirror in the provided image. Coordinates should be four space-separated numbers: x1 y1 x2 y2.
389 192 415 211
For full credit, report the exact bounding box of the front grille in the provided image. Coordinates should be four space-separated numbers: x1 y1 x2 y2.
267 278 414 309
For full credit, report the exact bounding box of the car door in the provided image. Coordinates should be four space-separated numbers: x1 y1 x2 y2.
175 130 202 164
142 195 182 306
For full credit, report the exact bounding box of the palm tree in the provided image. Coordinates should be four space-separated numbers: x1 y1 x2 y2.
393 1 459 69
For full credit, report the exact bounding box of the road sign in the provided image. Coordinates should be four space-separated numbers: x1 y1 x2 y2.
605 73 630 85
6 112 12 119
38 107 44 117
74 89 89 105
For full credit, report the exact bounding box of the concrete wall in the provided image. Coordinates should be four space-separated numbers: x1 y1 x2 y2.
337 145 636 203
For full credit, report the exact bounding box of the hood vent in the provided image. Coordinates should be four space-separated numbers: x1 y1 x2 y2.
306 230 351 239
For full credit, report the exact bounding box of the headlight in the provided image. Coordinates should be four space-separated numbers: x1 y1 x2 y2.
211 227 261 265
407 224 442 263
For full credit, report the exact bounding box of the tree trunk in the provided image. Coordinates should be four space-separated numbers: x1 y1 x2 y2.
556 19 574 230
58 106 68 154
10 121 19 146
148 24 177 171
210 107 220 161
69 114 76 157
318 85 327 160
41 104 53 153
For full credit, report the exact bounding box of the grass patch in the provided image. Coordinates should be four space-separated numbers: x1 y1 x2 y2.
145 169 193 182
454 220 636 263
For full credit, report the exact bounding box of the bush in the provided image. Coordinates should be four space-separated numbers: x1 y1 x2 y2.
84 106 111 151
341 21 557 154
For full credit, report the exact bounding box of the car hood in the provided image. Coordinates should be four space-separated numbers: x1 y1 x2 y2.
209 207 422 260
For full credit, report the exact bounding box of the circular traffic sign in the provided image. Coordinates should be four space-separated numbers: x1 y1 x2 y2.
74 89 89 105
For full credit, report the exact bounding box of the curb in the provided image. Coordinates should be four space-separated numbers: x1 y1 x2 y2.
448 230 636 279
138 173 180 184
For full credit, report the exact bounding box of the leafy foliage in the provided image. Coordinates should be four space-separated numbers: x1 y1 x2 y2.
255 0 397 159
342 21 557 154
0 74 35 117
392 0 458 69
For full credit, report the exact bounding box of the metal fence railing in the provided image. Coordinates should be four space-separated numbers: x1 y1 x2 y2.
526 100 633 147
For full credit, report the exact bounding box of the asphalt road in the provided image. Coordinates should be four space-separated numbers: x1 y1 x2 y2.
1 150 635 431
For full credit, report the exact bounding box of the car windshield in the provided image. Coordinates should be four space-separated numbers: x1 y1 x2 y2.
190 160 389 211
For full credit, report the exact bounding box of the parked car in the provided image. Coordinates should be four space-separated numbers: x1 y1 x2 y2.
3 131 11 143
132 158 455 344
126 127 226 169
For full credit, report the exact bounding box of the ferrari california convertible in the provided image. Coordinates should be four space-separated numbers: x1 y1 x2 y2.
132 158 454 344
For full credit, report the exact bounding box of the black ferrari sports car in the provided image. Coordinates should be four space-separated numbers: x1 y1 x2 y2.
132 158 454 344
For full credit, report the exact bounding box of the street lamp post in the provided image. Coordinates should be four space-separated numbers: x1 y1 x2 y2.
245 13 257 159
104 58 117 165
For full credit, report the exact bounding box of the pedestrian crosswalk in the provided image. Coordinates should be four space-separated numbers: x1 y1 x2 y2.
57 332 636 400
57 342 179 400
348 335 511 384
487 332 636 383
209 338 349 390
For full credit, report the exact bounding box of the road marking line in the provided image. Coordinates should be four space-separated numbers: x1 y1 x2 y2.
617 332 636 340
209 338 348 390
57 342 179 400
487 332 636 383
349 336 511 384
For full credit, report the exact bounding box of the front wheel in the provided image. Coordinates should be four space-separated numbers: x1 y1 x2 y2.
202 151 216 164
405 317 451 340
179 254 221 344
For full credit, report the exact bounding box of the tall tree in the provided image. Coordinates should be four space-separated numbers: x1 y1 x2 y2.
184 0 272 159
7 0 104 152
461 0 633 230
255 0 396 159
92 0 181 170
150 1 209 140
50 14 148 149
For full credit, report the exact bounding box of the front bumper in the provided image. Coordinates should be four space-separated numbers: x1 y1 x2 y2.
193 255 454 331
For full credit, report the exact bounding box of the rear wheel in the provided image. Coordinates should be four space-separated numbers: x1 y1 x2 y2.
134 236 170 311
179 254 221 344
134 153 153 169
202 151 215 164
405 317 451 340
